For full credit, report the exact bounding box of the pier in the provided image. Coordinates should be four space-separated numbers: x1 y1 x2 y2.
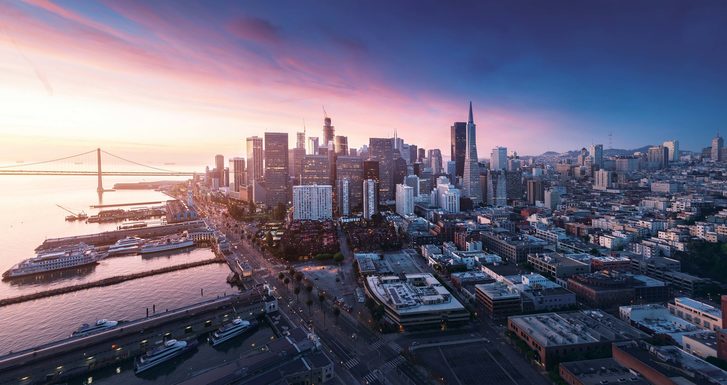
0 292 276 385
90 200 165 208
36 220 207 251
0 257 224 307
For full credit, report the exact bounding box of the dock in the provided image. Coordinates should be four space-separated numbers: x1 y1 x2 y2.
90 200 165 208
0 292 276 385
36 220 207 251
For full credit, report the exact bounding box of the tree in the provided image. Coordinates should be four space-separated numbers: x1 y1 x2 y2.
295 272 303 284
333 252 344 264
265 232 274 248
294 286 301 302
306 298 313 315
283 277 290 290
333 307 341 324
278 272 285 281
319 293 326 326
306 284 313 296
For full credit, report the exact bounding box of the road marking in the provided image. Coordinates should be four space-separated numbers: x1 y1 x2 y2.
342 357 360 369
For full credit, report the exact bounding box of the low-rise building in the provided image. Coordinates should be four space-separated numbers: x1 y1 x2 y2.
508 310 647 368
559 358 650 385
669 297 723 331
683 331 718 359
619 304 700 345
566 271 669 309
527 252 591 278
482 231 548 263
363 273 469 330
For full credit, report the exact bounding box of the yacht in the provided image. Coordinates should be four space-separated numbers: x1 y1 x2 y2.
107 236 144 255
72 319 119 337
140 237 194 254
209 318 257 346
2 244 101 279
134 339 190 374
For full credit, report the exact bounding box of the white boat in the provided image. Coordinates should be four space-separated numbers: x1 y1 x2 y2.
209 318 257 346
134 339 189 374
140 238 194 254
2 244 100 279
107 236 144 255
72 319 119 337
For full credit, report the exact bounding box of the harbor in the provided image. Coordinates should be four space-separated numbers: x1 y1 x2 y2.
0 291 274 385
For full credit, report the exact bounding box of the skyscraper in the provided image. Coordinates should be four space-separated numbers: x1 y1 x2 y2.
450 122 466 179
246 136 264 183
306 137 319 155
337 179 351 217
662 140 679 162
296 131 306 150
428 149 443 175
334 136 348 156
293 185 332 220
462 102 482 203
215 154 225 187
712 134 724 162
323 116 335 146
229 157 245 192
647 145 668 169
264 132 289 206
363 160 380 181
527 179 544 205
288 147 306 185
369 138 394 201
301 155 330 185
490 147 507 171
363 179 379 220
336 156 363 211
395 184 414 216
589 144 604 168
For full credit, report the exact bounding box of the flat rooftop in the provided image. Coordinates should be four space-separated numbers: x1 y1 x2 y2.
509 310 647 347
366 273 465 315
674 297 721 318
475 282 520 300
560 358 650 385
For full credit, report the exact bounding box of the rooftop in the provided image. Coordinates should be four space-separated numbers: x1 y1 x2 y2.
366 273 465 315
509 310 647 347
560 358 650 385
674 297 722 318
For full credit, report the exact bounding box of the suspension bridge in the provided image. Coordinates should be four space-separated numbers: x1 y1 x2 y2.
0 148 196 192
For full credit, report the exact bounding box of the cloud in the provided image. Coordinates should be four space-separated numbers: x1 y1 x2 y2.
227 16 282 45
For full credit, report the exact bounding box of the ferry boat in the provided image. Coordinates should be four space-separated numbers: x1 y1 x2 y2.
209 318 257 346
2 244 101 279
107 236 144 255
134 339 191 374
140 237 194 254
72 319 119 337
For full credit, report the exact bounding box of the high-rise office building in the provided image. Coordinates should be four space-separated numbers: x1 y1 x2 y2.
323 116 335 146
662 140 679 162
434 176 460 213
363 160 380 181
490 147 507 171
647 145 669 169
296 131 306 150
487 171 507 206
450 122 466 179
334 136 348 156
418 148 426 162
336 156 363 211
337 178 351 217
292 185 332 220
215 154 225 187
589 144 604 168
246 136 264 183
527 179 544 205
404 174 419 196
544 188 560 209
369 138 394 201
446 161 456 181
395 184 414 216
428 149 443 175
349 148 358 157
393 157 408 187
288 147 306 185
462 102 482 203
363 179 379 220
300 155 330 185
306 137 319 155
264 132 289 206
712 135 724 162
593 169 613 190
409 145 418 164
229 157 246 193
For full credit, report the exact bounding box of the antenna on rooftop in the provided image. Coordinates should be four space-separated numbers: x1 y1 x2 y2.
322 105 328 118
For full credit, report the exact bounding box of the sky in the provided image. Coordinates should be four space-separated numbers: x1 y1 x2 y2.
1 0 726 167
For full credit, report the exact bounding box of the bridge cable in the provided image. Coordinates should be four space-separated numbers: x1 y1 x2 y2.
100 150 178 173
0 149 97 169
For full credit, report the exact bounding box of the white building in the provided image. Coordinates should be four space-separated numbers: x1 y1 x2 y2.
362 179 378 220
395 184 414 216
490 146 507 171
663 140 679 162
544 188 561 209
432 176 460 213
292 185 332 220
593 169 612 190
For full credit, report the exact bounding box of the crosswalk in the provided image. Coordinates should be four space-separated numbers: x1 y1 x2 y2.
342 357 360 369
387 341 401 353
380 355 406 371
362 371 380 384
368 338 385 350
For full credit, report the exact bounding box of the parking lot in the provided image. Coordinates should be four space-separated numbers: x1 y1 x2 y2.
413 342 522 385
384 249 426 275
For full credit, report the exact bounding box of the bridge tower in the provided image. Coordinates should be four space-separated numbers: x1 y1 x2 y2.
96 148 103 193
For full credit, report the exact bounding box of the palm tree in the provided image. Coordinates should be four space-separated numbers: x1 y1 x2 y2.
294 286 301 302
318 293 326 327
333 307 341 325
278 272 285 281
283 277 290 290
295 272 303 285
305 284 313 298
305 298 313 316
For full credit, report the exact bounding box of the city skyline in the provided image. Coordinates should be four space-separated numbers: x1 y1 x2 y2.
2 0 727 164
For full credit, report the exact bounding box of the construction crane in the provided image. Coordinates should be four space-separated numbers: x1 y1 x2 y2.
56 204 88 221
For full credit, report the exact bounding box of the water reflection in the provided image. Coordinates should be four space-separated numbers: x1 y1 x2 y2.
4 264 97 286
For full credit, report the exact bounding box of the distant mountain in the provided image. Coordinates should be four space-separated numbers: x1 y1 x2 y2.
534 145 653 158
